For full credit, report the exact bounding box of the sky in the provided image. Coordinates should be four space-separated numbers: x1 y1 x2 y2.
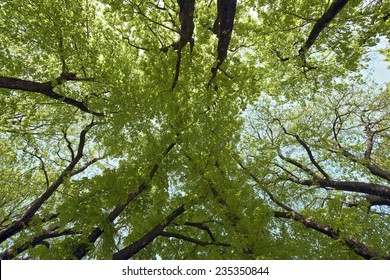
366 38 390 86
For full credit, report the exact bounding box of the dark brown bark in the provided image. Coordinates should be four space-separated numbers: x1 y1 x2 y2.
112 205 186 260
172 0 195 89
341 150 390 182
159 1 195 89
365 195 390 206
214 0 237 64
176 0 195 50
73 143 176 259
317 179 390 199
299 0 350 55
0 75 103 116
0 227 78 260
274 211 389 259
0 122 94 244
208 0 237 86
278 152 390 200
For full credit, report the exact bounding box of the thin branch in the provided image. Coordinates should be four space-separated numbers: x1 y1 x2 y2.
70 157 103 177
24 149 50 188
63 128 75 161
276 119 330 179
121 33 151 51
133 3 179 34
184 222 216 241
0 121 95 244
285 11 318 22
274 211 389 259
73 142 176 259
0 227 80 260
160 231 230 247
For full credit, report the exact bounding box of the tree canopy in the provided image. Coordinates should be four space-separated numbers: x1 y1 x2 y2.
0 0 389 260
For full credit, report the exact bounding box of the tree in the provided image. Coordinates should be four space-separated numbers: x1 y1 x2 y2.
0 0 389 260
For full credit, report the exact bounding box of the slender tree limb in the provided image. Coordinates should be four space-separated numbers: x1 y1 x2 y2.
184 222 216 241
133 3 179 34
112 205 186 260
70 157 104 177
337 149 390 182
0 75 103 116
0 122 95 244
276 119 330 179
63 128 75 161
0 227 80 260
236 160 295 212
274 211 389 259
236 157 388 259
23 149 50 188
73 143 176 259
160 231 230 247
278 153 318 179
285 11 318 22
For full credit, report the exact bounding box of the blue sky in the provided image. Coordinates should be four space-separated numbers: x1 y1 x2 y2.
367 39 390 85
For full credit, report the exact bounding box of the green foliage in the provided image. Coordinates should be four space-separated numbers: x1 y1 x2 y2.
0 0 389 260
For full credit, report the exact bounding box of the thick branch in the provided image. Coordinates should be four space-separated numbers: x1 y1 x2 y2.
346 195 390 207
0 122 94 244
0 75 103 116
162 0 195 89
299 0 350 55
112 205 186 260
274 211 388 259
0 227 79 260
317 179 390 199
73 143 176 259
208 0 237 86
340 149 390 183
284 173 390 200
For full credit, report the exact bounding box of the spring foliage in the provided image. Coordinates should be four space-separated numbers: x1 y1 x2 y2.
0 0 389 259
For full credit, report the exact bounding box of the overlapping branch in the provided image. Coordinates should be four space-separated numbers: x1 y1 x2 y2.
73 143 176 259
160 231 230 247
274 211 389 259
0 226 80 260
160 0 195 89
208 0 237 86
237 159 389 259
299 0 350 55
0 121 95 244
273 120 390 200
112 205 186 260
0 74 102 116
